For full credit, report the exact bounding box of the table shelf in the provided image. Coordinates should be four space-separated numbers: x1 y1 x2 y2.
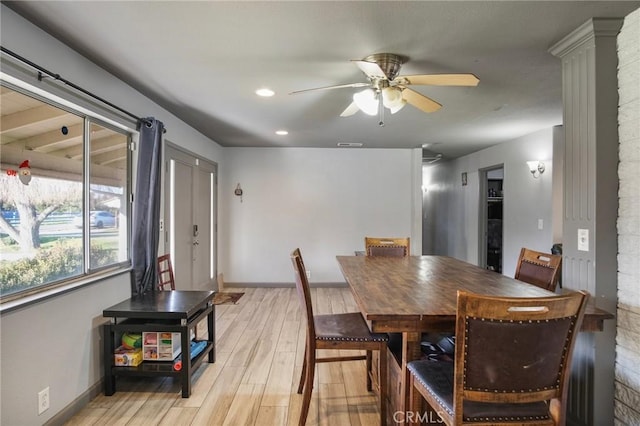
110 341 214 376
103 291 216 398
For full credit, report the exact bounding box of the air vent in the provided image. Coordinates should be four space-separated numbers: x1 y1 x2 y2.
422 149 443 164
337 142 363 147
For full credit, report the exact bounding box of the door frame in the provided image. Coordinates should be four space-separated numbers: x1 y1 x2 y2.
478 164 503 270
162 142 218 290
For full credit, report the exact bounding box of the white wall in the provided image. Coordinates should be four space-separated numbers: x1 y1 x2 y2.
615 7 640 424
424 127 556 277
219 147 422 284
0 6 223 425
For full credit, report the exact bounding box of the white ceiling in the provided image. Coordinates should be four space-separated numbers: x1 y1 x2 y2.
5 1 639 158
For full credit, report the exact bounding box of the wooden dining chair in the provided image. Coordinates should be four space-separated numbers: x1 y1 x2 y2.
408 290 588 426
364 236 410 257
291 248 388 426
157 254 176 291
157 254 203 337
514 247 562 292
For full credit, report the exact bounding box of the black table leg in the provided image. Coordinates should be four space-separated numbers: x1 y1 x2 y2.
208 304 215 363
103 323 115 395
180 323 191 398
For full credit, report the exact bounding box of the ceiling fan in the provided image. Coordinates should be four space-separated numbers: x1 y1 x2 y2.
290 53 479 125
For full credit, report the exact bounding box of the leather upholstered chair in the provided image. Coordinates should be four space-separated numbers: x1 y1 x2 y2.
365 236 410 257
514 247 562 292
291 248 388 426
408 290 588 426
420 247 563 360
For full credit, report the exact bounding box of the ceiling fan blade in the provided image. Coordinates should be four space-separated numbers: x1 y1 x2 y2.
289 82 370 95
352 60 387 79
398 74 479 86
400 87 442 113
340 101 360 117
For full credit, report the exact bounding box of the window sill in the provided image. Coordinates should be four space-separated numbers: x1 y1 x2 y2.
0 267 130 315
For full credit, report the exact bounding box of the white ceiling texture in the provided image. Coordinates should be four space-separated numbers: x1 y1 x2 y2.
4 1 640 159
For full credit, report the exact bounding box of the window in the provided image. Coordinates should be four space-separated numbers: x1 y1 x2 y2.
0 83 132 300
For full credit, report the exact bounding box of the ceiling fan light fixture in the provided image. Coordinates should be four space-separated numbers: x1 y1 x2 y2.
353 88 378 116
389 101 406 114
382 87 406 114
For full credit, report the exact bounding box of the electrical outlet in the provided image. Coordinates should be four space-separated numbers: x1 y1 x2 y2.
38 387 50 415
306 270 311 279
578 229 589 252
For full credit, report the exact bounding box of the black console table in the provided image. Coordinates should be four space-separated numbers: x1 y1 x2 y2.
103 290 215 398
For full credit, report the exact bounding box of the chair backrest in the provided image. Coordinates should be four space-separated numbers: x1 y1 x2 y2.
157 254 176 291
291 248 315 340
364 237 410 257
514 247 562 292
453 290 588 425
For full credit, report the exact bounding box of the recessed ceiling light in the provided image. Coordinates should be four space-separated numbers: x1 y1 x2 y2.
256 88 275 97
275 130 288 136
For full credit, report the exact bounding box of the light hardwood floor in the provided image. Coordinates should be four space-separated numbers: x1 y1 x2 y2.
65 287 382 426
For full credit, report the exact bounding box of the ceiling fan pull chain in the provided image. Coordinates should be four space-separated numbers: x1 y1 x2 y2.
378 93 385 127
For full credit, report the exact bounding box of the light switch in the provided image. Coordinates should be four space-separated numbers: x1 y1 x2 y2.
578 229 589 251
538 219 544 230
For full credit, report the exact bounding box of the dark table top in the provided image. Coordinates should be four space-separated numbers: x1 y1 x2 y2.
103 290 215 320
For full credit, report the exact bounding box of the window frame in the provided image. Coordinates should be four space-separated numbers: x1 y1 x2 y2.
0 77 136 309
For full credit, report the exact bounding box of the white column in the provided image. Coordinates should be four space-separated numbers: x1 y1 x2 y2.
550 18 623 426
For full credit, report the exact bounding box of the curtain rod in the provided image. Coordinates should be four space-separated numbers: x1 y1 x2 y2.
1 45 165 132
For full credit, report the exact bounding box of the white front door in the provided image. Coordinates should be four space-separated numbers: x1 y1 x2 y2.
164 144 217 291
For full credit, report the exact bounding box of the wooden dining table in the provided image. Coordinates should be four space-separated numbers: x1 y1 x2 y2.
337 255 613 426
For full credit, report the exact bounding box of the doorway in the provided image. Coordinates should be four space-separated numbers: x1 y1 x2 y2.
163 144 218 291
479 166 504 272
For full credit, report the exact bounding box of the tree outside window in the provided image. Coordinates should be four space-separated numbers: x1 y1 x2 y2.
0 84 131 299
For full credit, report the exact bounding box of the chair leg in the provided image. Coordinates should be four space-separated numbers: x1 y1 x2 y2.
299 348 316 426
298 343 308 394
408 375 419 426
378 345 387 426
366 350 373 391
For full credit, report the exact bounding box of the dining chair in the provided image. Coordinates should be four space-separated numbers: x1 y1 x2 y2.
157 254 176 291
408 290 588 426
514 247 562 292
157 254 203 338
364 236 410 257
291 248 388 426
363 236 409 402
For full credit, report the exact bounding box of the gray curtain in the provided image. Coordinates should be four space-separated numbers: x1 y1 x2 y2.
131 117 164 295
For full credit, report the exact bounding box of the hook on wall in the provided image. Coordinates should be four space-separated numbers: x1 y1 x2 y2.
234 183 243 202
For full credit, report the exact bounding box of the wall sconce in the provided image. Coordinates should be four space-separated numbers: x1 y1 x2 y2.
527 161 545 178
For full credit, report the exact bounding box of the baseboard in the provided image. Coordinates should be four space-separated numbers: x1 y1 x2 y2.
44 380 103 426
224 282 347 288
